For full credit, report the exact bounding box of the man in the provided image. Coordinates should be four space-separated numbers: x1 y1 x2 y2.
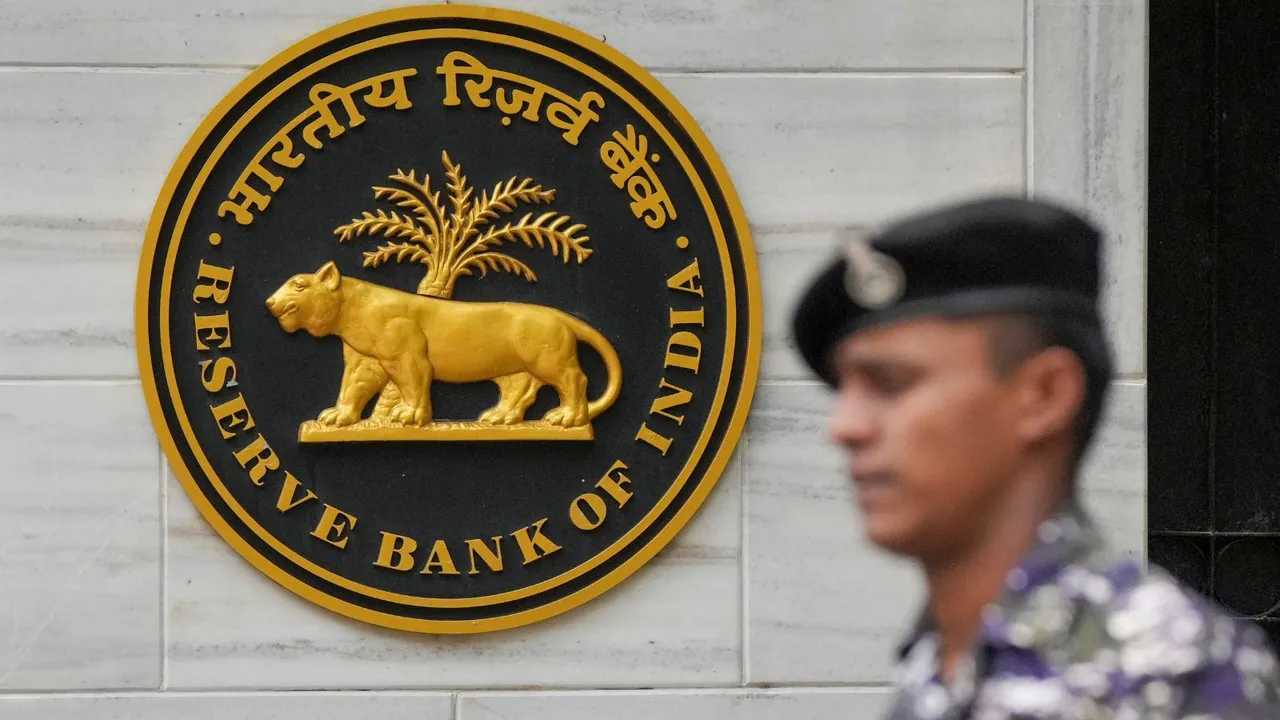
790 197 1280 719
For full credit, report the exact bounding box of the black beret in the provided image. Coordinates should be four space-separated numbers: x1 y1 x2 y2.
791 196 1105 387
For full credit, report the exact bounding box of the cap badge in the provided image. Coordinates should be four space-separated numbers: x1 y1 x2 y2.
843 235 905 309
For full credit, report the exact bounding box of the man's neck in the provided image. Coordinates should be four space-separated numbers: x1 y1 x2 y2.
922 469 1070 680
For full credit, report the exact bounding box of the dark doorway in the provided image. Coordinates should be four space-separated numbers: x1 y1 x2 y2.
1149 1 1280 649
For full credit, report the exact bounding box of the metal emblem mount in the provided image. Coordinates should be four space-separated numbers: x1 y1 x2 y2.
842 233 906 309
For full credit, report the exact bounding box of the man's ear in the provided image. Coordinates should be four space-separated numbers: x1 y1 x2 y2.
1012 347 1086 444
315 261 341 290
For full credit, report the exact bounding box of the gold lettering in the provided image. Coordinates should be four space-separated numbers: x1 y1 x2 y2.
311 504 358 549
600 123 648 187
599 124 675 228
420 539 460 575
669 307 705 327
436 51 598 145
209 394 255 440
275 472 318 513
360 69 416 111
217 163 283 225
666 259 703 297
218 70 415 226
664 331 702 373
199 357 238 393
545 91 604 146
649 378 693 425
194 312 231 351
437 51 495 108
232 434 279 486
375 532 418 571
301 82 367 150
465 536 505 575
569 493 608 531
636 423 674 455
496 83 548 122
511 518 562 565
267 133 305 169
626 174 676 230
193 261 235 304
596 460 634 508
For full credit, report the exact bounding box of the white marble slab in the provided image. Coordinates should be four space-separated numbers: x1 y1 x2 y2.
664 74 1025 229
460 688 894 719
0 69 243 378
0 69 1023 380
0 0 1024 70
165 454 742 689
757 228 844 381
0 69 245 226
1032 0 1148 376
0 382 161 689
0 222 142 378
744 380 1147 683
1078 381 1147 561
743 382 922 684
0 692 454 720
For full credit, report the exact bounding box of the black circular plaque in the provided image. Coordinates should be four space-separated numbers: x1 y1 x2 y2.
136 5 761 632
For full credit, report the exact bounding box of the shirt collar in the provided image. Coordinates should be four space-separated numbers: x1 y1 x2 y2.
895 500 1108 661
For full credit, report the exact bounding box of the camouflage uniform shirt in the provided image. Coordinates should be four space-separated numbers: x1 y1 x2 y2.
885 505 1280 719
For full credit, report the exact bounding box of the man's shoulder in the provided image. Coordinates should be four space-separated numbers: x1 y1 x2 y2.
1059 554 1280 711
1092 562 1267 668
1064 549 1260 657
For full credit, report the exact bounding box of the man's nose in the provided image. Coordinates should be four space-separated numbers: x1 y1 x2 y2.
827 391 878 448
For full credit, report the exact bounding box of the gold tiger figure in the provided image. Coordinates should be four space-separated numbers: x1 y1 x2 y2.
265 261 621 431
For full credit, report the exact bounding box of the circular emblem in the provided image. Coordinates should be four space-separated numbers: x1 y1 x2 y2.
136 6 760 633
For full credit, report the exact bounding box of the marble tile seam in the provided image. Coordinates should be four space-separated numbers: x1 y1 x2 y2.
145 679 758 694
0 63 250 74
0 62 1025 76
0 690 459 699
0 684 894 698
1023 0 1036 194
0 378 142 385
0 685 893 700
754 375 1145 387
738 433 751 688
454 684 897 698
654 69 1025 77
160 458 170 691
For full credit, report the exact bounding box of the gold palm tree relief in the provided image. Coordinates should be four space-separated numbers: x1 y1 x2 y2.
334 150 592 297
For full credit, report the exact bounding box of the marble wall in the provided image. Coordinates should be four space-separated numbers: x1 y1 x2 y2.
0 0 1146 716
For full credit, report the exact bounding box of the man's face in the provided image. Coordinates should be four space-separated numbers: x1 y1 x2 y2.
828 317 1023 559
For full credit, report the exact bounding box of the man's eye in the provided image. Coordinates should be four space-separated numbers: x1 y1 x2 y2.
872 372 915 395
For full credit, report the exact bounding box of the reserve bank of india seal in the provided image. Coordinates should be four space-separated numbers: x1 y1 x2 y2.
135 5 761 633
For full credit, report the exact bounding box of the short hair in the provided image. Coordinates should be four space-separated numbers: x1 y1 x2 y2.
985 313 1115 472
